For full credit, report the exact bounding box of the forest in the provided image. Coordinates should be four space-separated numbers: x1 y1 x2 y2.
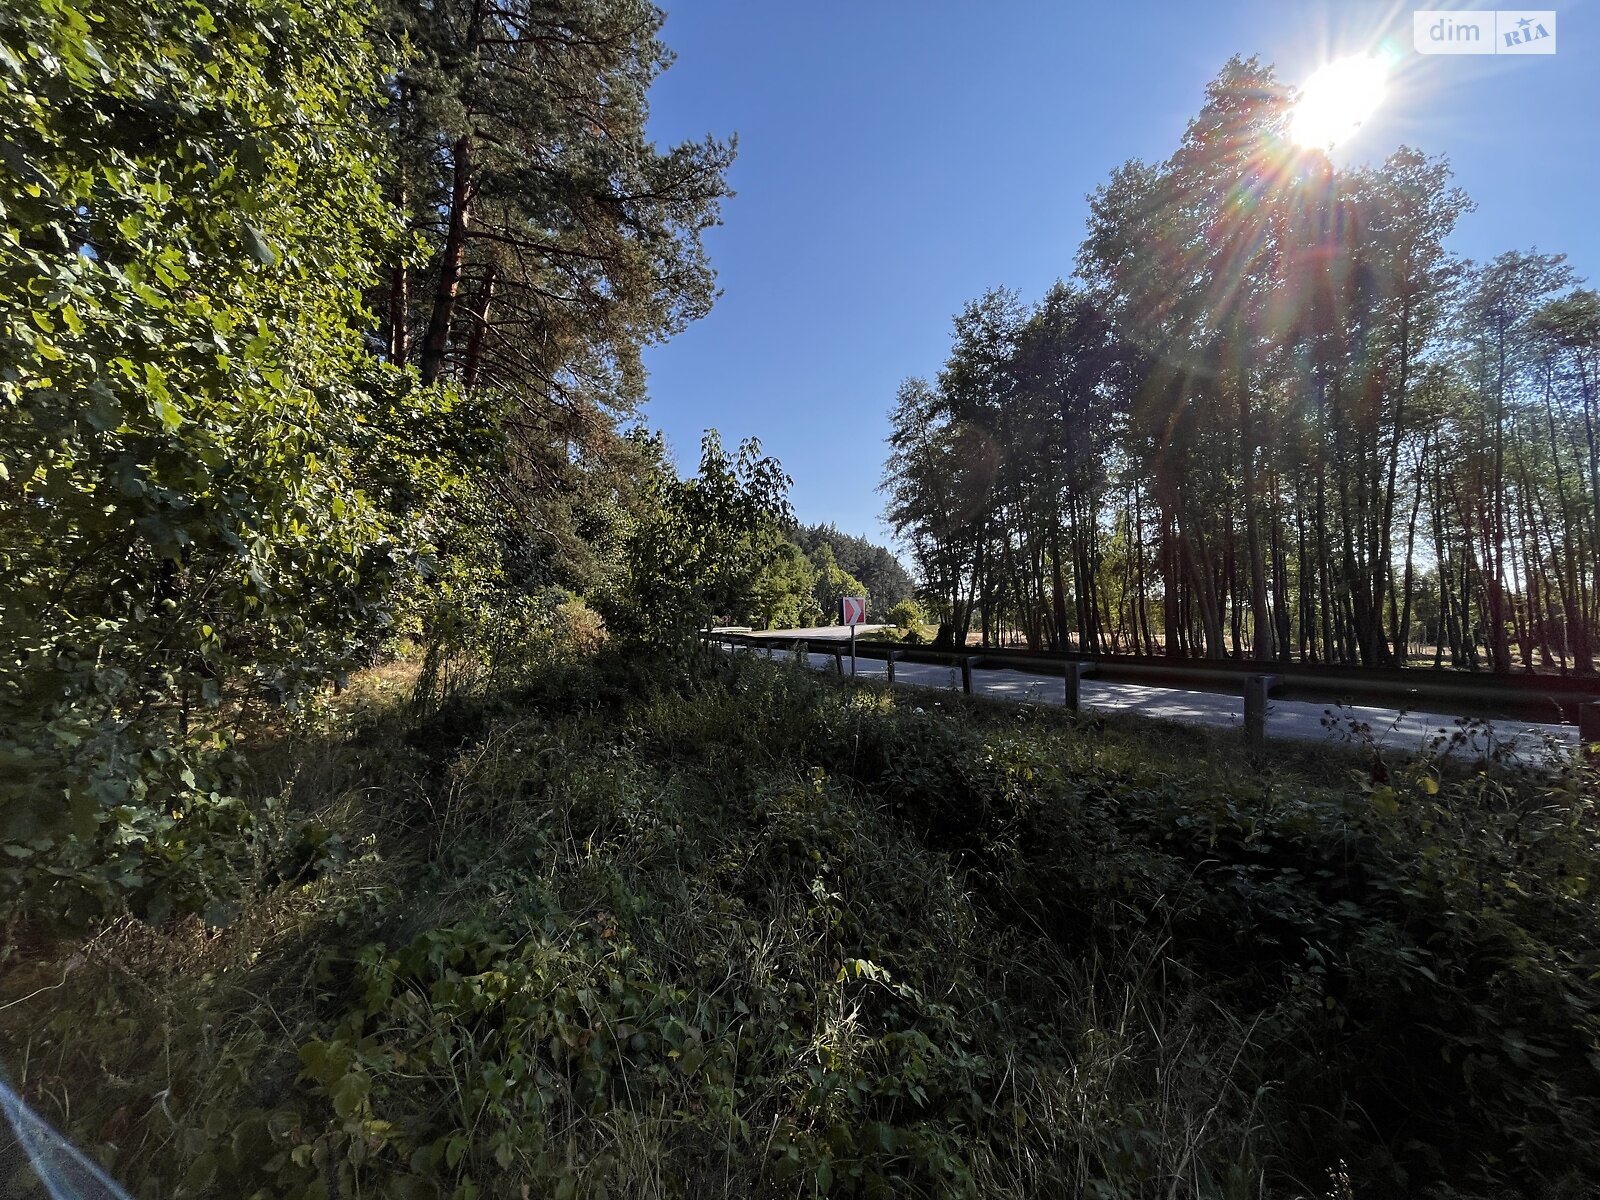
0 0 786 922
885 59 1600 672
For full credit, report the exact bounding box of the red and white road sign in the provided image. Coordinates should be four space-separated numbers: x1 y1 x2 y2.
840 596 866 625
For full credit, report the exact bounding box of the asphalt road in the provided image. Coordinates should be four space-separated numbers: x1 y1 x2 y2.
752 624 892 639
728 640 1580 763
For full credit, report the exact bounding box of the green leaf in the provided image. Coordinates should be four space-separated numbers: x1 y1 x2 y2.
330 1071 368 1119
154 395 182 432
185 1152 218 1192
1369 787 1400 818
444 1134 468 1169
242 222 278 266
677 1043 706 1076
84 382 122 431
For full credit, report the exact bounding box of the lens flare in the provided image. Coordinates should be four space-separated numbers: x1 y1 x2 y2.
1290 54 1388 149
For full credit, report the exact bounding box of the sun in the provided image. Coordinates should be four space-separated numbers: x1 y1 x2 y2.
1290 54 1389 149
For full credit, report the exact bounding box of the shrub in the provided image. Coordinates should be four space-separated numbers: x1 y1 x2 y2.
887 598 929 631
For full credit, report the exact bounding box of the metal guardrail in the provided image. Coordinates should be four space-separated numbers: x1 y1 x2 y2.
712 631 1600 756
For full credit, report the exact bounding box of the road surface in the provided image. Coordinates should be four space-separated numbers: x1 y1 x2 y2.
725 640 1580 762
751 623 891 639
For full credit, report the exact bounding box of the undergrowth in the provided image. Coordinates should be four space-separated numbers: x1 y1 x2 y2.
2 648 1597 1199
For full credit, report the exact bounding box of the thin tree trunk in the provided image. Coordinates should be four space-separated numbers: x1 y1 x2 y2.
1394 435 1427 665
1487 315 1514 672
461 261 497 392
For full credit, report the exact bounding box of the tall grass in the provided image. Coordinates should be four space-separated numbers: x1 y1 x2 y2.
2 647 1596 1199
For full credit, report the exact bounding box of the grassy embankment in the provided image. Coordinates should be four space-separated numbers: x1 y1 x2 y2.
3 647 1597 1199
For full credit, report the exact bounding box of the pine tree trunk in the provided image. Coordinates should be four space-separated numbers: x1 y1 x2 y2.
419 134 473 387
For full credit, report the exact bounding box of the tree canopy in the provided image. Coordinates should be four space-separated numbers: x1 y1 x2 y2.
886 57 1600 673
0 0 737 922
790 522 914 620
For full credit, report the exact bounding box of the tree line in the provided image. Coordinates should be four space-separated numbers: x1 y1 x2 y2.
744 523 916 630
885 57 1600 674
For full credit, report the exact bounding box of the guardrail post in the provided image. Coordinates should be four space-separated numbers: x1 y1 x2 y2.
961 656 975 695
833 648 844 676
1244 675 1279 756
1064 662 1084 712
1582 702 1600 763
886 649 898 685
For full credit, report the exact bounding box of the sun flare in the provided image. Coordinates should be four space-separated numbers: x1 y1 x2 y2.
1290 54 1388 149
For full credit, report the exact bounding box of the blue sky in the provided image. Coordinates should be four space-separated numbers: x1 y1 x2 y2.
641 0 1600 547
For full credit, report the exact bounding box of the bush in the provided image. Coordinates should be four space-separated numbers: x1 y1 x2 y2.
412 587 606 712
886 598 929 631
